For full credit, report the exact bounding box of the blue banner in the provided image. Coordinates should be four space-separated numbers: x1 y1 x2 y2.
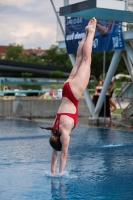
65 17 124 54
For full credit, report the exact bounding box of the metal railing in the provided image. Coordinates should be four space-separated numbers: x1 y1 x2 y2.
0 89 59 97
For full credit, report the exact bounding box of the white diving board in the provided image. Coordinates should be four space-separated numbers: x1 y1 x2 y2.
60 0 133 23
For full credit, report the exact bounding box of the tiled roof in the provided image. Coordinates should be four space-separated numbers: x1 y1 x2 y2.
0 45 46 56
0 46 7 56
23 48 46 56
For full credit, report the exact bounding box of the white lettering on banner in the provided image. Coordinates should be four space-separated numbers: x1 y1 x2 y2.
74 32 85 39
93 38 98 48
66 32 85 41
66 32 75 41
112 37 119 48
66 18 83 26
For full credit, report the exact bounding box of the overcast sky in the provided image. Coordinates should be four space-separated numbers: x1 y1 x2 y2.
0 0 84 50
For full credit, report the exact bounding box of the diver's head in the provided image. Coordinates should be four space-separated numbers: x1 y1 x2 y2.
49 134 62 151
40 126 62 151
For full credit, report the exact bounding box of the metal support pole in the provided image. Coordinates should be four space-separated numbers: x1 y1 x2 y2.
50 0 76 65
50 1 76 67
64 0 69 5
103 51 106 123
126 0 129 11
122 0 128 31
50 0 65 36
62 0 77 68
0 79 1 91
84 89 95 116
122 51 133 82
94 50 122 118
124 41 133 64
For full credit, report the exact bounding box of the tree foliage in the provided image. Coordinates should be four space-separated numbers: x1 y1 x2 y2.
50 70 64 78
21 72 33 78
40 45 72 68
91 51 128 79
3 43 130 79
6 43 23 61
5 43 72 68
127 23 133 30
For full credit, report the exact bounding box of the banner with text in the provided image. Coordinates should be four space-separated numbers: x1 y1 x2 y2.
65 17 124 54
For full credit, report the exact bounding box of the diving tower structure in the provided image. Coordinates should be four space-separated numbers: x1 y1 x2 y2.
50 0 133 120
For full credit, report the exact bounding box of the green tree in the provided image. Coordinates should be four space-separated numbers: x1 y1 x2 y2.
91 51 128 79
91 52 104 78
51 70 64 79
21 72 33 81
127 23 133 30
4 43 130 79
41 45 72 68
5 43 23 61
23 53 42 64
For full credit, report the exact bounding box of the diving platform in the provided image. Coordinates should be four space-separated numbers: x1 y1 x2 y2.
60 0 133 23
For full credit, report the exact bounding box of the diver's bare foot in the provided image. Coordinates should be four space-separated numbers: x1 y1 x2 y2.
85 17 97 33
51 173 62 177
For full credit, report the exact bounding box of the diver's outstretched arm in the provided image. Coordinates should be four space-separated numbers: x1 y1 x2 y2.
59 134 70 173
51 149 58 174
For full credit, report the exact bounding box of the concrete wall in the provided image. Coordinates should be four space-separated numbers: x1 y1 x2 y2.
0 98 91 118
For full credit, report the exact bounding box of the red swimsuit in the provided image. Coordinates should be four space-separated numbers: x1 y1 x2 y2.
52 82 79 131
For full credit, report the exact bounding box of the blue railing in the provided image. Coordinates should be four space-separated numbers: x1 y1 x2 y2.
0 90 58 95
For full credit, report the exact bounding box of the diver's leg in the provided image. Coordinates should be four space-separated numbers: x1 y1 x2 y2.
70 18 97 98
68 33 87 79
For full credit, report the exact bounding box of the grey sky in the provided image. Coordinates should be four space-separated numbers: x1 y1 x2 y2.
0 0 84 50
